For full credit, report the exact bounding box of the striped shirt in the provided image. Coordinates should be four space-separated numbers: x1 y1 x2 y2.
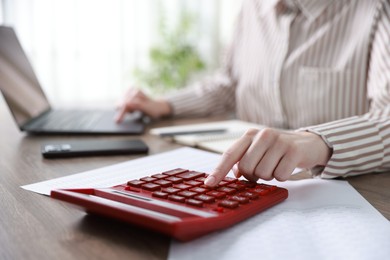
166 0 390 179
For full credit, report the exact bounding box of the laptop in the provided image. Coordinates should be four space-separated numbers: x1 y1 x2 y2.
0 26 145 135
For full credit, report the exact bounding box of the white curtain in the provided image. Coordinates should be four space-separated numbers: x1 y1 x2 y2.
0 1 3 23
2 0 242 107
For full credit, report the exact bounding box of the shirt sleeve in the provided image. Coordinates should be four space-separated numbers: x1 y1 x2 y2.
164 10 243 118
302 1 390 178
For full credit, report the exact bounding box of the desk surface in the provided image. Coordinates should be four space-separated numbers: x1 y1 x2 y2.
1 99 389 260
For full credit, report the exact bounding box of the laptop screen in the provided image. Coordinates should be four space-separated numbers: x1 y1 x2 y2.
0 26 50 128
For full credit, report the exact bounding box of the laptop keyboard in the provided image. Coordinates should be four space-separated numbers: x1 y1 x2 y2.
38 110 104 130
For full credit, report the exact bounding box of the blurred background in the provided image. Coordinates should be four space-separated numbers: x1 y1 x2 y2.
1 0 242 107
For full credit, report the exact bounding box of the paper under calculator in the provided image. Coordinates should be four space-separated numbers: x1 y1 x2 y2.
51 168 288 241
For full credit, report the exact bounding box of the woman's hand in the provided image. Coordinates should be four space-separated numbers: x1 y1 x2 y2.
115 88 172 123
204 128 332 186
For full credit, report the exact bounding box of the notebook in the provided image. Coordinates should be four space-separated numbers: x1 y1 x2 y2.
0 26 145 135
150 120 263 153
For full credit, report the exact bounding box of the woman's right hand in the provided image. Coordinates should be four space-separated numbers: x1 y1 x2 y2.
115 88 172 123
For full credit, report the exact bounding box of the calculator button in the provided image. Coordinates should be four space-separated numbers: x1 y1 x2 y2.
184 180 202 186
141 183 161 191
127 180 146 188
196 177 206 182
162 168 188 176
207 191 226 199
177 191 197 198
223 177 237 183
239 180 257 188
240 191 259 200
195 194 215 203
186 199 203 208
199 185 215 190
231 196 249 204
258 184 277 191
166 176 183 184
227 183 245 191
219 200 239 209
177 171 205 181
217 187 236 195
153 180 172 187
217 181 229 187
173 184 191 190
152 191 168 199
168 195 186 203
253 188 270 196
125 186 140 192
140 177 157 182
162 187 180 194
190 187 208 194
152 174 168 179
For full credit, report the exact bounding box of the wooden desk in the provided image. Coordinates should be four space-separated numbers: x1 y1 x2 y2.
1 99 389 259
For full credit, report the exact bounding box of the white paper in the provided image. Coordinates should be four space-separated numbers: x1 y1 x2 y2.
21 147 222 195
169 179 390 260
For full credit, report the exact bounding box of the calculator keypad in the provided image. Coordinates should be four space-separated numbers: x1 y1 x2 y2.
52 167 288 241
118 168 279 212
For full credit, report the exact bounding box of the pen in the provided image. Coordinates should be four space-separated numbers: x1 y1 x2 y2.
159 129 227 137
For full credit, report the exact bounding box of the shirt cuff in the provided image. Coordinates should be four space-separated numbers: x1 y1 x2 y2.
298 116 384 178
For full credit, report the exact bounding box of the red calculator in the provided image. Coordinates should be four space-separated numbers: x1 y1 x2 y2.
51 168 288 241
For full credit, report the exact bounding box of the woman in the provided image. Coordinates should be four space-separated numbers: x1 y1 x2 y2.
116 0 390 187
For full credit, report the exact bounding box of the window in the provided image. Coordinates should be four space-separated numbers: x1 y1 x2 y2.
2 0 242 106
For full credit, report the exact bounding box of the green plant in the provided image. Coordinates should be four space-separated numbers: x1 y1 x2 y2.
133 12 206 94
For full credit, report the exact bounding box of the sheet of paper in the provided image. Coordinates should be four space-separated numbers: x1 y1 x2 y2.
169 178 390 260
21 147 222 196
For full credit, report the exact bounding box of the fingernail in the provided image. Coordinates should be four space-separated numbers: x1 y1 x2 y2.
233 164 241 178
204 175 216 186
